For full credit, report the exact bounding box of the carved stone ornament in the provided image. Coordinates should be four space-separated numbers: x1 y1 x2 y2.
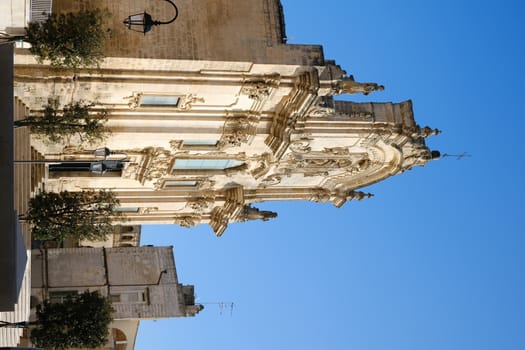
309 188 332 203
402 143 435 169
186 197 215 213
223 116 258 142
121 162 140 180
197 179 216 190
169 140 184 151
218 130 250 148
283 151 374 178
141 148 173 183
250 153 273 179
174 215 201 228
289 139 312 154
125 92 142 109
322 147 350 156
334 75 384 96
238 205 278 222
261 174 282 187
240 73 281 100
178 94 205 111
141 207 159 214
308 106 335 118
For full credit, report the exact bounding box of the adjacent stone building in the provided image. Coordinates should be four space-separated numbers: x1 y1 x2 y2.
31 246 202 349
13 0 439 237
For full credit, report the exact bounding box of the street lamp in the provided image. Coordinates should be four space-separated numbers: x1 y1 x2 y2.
90 147 129 175
123 0 179 34
14 147 129 176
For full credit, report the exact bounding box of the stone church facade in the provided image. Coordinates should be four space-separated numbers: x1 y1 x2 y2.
13 0 439 236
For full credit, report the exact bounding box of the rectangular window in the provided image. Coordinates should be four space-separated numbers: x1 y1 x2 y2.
109 294 121 303
183 140 218 147
173 159 244 170
49 290 78 303
164 180 198 187
140 95 180 107
114 207 140 213
110 290 148 304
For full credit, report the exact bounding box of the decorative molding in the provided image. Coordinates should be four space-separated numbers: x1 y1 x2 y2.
309 187 374 208
153 177 216 191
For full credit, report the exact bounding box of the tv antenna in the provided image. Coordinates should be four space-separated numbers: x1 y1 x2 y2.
441 152 471 160
200 302 234 316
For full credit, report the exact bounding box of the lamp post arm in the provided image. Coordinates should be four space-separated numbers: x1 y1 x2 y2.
154 0 179 25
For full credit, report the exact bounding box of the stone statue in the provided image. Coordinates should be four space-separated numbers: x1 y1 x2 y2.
240 205 278 222
336 75 384 95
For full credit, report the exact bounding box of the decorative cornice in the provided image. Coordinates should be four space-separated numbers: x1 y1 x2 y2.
265 69 320 158
209 187 245 237
309 187 374 208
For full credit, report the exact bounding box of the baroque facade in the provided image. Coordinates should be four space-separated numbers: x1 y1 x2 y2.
13 0 439 236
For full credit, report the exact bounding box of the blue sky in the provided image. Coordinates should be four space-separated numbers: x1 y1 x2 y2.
137 1 525 349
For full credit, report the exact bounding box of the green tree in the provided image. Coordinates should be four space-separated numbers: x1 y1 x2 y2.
1 9 109 68
14 98 108 144
30 291 113 350
26 190 120 242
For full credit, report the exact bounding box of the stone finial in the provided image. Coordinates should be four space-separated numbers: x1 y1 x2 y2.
415 126 442 138
335 75 384 95
348 190 374 201
330 189 374 207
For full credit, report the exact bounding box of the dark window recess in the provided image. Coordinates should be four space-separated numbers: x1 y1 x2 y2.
50 160 124 172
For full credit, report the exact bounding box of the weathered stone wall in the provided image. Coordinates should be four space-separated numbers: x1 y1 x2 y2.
31 247 192 319
52 0 324 65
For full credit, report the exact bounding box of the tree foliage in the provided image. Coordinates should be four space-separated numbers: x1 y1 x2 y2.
14 98 108 144
25 9 109 68
27 190 120 242
30 291 113 350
